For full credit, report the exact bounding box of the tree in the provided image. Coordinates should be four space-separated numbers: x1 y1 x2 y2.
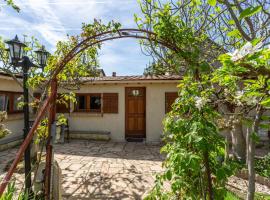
136 0 270 199
214 43 270 200
137 0 270 162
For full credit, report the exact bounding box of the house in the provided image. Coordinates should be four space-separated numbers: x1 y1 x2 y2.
0 71 180 145
0 72 24 150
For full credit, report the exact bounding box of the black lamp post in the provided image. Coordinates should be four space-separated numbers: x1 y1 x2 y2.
5 35 49 194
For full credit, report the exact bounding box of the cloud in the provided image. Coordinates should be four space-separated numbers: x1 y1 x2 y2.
0 0 152 75
99 38 152 75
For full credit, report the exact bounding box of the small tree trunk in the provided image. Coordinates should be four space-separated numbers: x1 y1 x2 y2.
246 105 263 200
221 103 246 161
231 119 246 161
267 130 270 148
204 150 214 200
246 127 255 200
225 134 230 162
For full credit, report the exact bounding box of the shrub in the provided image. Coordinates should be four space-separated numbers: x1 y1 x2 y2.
255 153 270 178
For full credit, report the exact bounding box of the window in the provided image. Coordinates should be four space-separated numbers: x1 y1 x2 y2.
76 93 101 113
0 91 23 114
75 93 118 113
0 94 7 111
165 92 178 113
89 94 101 112
78 95 86 110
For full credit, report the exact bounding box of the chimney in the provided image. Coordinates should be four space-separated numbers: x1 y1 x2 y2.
112 72 116 77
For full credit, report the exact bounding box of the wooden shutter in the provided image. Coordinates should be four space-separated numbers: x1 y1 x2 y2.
56 94 70 113
33 93 41 99
103 93 118 113
165 92 178 113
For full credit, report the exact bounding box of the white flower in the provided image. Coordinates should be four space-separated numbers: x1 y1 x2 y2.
235 90 244 99
224 88 230 96
194 96 209 111
228 42 263 62
246 96 258 106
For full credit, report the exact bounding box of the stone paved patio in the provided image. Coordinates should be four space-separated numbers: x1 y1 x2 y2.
0 140 164 199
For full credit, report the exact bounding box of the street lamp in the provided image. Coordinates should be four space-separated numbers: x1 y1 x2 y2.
5 35 49 194
35 45 50 68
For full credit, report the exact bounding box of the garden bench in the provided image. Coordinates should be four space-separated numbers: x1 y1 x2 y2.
67 130 111 141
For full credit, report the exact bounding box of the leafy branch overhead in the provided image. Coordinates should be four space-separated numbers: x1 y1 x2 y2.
138 0 270 199
1 0 20 12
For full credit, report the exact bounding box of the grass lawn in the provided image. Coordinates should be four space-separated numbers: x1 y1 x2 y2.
225 191 240 200
225 191 270 200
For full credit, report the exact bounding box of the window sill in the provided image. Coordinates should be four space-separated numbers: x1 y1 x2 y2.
70 112 103 117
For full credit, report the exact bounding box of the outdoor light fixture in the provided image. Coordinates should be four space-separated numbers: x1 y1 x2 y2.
5 35 26 65
35 45 50 69
5 35 49 195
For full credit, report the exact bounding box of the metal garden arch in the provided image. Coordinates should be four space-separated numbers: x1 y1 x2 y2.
0 28 181 199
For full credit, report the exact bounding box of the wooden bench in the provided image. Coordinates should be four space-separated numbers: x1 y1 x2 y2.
67 130 111 141
0 133 23 151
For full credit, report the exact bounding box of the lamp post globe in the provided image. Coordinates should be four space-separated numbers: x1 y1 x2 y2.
5 35 26 65
35 45 50 69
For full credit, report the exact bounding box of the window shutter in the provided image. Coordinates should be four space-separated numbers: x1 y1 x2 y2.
165 92 178 113
103 93 118 113
56 94 70 113
33 93 41 99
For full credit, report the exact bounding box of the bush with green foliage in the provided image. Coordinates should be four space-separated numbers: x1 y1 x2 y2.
0 111 11 139
255 153 270 178
146 76 237 199
0 182 29 200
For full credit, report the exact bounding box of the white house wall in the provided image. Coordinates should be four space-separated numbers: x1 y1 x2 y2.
67 82 179 142
0 76 24 135
0 74 179 143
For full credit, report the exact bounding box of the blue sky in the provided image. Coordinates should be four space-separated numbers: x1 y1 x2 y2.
0 0 153 76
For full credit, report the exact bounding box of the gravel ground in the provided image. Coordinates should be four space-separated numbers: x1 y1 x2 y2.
228 176 270 196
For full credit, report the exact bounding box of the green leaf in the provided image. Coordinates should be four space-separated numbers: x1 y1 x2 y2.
166 170 172 180
261 98 270 107
239 6 262 20
227 29 241 38
251 132 260 143
228 20 235 25
259 123 270 130
207 0 216 6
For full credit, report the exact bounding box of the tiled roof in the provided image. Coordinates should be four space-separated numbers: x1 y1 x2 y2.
82 75 182 82
0 71 22 78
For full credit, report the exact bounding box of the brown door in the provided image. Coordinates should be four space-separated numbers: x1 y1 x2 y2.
125 87 146 138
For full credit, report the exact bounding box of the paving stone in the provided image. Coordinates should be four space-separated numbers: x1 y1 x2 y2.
0 140 165 199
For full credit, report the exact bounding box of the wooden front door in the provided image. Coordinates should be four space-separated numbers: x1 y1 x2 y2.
125 87 146 138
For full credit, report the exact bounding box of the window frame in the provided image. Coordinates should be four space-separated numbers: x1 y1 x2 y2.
89 93 102 113
75 93 102 113
0 91 24 114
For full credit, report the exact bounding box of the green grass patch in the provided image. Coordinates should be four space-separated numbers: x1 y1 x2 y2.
255 192 270 200
225 191 270 200
225 191 240 200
